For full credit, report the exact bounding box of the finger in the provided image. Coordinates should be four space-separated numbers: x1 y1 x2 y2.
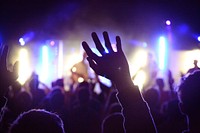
1 45 8 69
116 36 122 52
82 41 99 61
103 31 114 53
87 57 101 75
92 32 106 55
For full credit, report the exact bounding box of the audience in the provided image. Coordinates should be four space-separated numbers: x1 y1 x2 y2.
8 109 65 133
0 32 199 133
178 71 200 133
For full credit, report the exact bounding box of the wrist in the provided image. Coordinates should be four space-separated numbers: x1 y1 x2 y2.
114 76 134 90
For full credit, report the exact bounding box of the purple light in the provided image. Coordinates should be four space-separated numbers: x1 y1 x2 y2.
166 20 171 26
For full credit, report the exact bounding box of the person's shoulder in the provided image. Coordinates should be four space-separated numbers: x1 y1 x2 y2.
187 68 195 73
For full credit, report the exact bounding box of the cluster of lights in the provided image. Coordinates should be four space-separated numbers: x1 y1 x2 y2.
19 38 25 46
16 19 200 90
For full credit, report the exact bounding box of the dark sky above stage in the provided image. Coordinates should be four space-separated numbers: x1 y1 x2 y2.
0 0 200 49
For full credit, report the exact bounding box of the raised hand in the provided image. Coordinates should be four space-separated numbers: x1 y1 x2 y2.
82 31 131 84
0 45 18 97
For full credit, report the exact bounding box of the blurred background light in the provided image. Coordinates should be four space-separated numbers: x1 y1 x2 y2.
18 48 31 84
40 45 49 83
19 38 25 46
133 70 146 91
158 36 167 70
197 36 200 42
58 41 63 78
166 20 171 26
129 48 148 91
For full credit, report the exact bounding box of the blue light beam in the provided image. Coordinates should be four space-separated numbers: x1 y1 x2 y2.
158 36 167 70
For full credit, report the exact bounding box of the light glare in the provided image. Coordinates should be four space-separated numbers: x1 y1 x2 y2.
166 20 171 26
19 38 25 46
40 46 49 82
197 36 200 42
158 36 167 70
58 41 63 78
18 48 31 84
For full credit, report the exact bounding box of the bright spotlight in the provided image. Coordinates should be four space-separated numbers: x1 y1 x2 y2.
58 41 63 78
133 70 146 91
40 45 49 82
197 36 200 42
158 36 167 70
78 77 84 83
166 20 171 26
18 48 31 84
19 38 25 46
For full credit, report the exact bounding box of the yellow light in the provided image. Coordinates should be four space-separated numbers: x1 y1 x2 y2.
17 48 31 85
129 49 148 76
65 53 82 76
78 77 84 83
129 49 148 91
72 67 77 72
133 70 146 91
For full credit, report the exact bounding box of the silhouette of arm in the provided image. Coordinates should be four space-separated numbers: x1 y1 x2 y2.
0 45 18 103
82 32 157 133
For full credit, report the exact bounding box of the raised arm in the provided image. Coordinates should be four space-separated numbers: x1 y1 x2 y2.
82 31 157 133
0 45 18 100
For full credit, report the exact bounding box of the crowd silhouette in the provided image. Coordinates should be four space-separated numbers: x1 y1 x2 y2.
0 32 200 133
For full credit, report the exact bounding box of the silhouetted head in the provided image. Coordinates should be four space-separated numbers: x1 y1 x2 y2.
193 60 198 67
77 81 90 89
9 109 65 133
11 81 22 94
14 91 32 113
78 87 90 104
49 89 65 111
29 77 39 91
102 113 125 133
178 70 200 116
156 78 165 90
55 78 64 88
144 88 160 108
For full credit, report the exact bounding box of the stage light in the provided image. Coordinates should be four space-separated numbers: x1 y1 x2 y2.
65 52 82 78
197 36 200 42
18 48 31 84
58 41 63 78
72 67 77 72
166 20 171 26
129 48 148 91
133 70 146 91
158 36 167 70
78 77 84 83
50 41 55 46
19 38 25 46
40 45 49 83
